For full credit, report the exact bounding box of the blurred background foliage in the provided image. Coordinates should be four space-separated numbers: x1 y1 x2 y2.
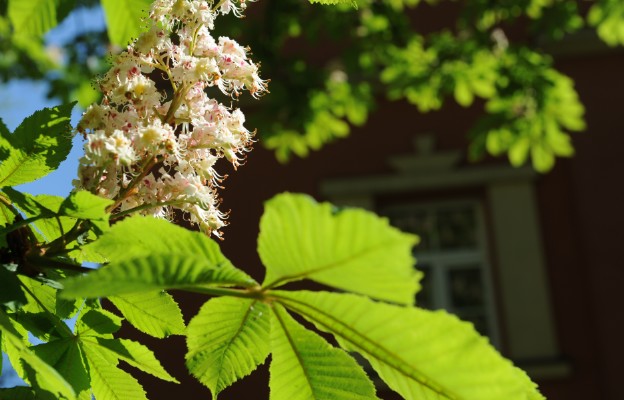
0 0 623 171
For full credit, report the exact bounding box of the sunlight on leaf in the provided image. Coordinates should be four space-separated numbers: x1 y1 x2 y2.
259 193 420 305
275 290 544 400
101 0 152 46
186 297 270 398
109 291 185 338
269 303 377 400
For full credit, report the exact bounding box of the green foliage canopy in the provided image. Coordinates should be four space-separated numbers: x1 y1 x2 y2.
1 0 622 171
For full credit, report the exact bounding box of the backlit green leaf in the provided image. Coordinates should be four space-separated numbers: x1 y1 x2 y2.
82 345 147 400
81 216 247 268
84 337 178 383
10 312 66 342
531 142 555 173
275 291 544 400
61 217 255 298
101 0 152 46
269 303 377 400
308 0 359 8
588 0 624 46
0 267 27 310
15 194 104 262
0 310 76 400
61 253 255 298
454 79 474 107
9 194 71 243
0 196 17 247
0 196 17 227
0 387 39 400
1 187 56 218
19 276 57 314
0 103 74 187
109 291 185 338
33 339 91 399
259 193 419 305
58 190 113 221
186 297 270 397
1 314 29 378
0 118 9 139
76 309 122 338
18 275 76 322
8 0 58 37
508 136 531 167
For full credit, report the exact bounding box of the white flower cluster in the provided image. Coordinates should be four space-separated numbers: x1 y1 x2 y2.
75 0 265 236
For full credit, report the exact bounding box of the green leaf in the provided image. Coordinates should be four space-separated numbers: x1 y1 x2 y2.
545 123 575 157
259 193 419 305
27 194 63 213
82 345 147 400
0 387 39 400
101 0 152 46
0 310 76 400
83 337 178 383
588 0 624 46
55 293 79 320
269 303 377 400
15 194 71 242
76 309 122 338
0 267 27 309
186 297 270 397
531 142 555 173
10 312 66 342
0 196 17 247
8 0 58 37
308 0 359 8
274 291 544 400
82 216 248 267
19 274 70 313
0 103 74 187
109 291 185 338
19 275 58 315
58 190 113 221
454 79 474 107
508 136 531 167
0 196 17 227
16 194 104 262
33 339 91 399
1 187 56 218
0 118 10 138
61 253 254 298
18 276 63 324
1 313 29 378
61 217 255 298
57 0 77 23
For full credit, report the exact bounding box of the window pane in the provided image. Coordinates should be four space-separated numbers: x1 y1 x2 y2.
447 267 484 308
437 207 477 250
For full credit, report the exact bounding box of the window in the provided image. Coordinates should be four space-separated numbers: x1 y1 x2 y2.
380 200 501 346
320 137 569 378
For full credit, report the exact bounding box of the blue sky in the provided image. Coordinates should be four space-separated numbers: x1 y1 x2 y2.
0 6 106 389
